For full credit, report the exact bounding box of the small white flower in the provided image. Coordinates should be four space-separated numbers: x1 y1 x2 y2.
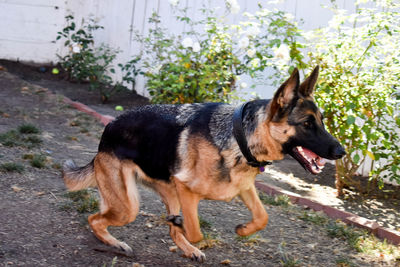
182 37 193 48
238 37 249 49
240 82 247 89
192 42 201 52
272 44 290 62
169 0 179 7
71 43 81 53
250 58 260 68
247 48 256 57
150 64 162 74
246 25 261 37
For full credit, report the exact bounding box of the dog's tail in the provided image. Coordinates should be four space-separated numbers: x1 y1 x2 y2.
62 159 97 191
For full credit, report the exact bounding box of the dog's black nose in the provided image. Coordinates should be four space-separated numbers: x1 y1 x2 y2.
331 145 346 159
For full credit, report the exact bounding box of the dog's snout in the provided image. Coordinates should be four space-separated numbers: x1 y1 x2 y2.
331 145 346 159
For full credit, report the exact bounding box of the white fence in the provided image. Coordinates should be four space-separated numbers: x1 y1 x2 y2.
0 0 359 98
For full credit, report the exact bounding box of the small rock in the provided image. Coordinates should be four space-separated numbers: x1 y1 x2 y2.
169 246 178 252
306 243 317 250
35 191 46 196
145 223 153 228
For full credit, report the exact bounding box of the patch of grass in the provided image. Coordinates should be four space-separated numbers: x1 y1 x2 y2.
326 221 363 251
0 162 25 173
278 242 301 267
0 130 21 147
0 125 42 148
30 154 47 168
298 211 328 226
18 123 40 134
64 189 99 213
259 193 291 207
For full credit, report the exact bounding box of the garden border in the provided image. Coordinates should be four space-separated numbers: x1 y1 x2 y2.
62 95 400 245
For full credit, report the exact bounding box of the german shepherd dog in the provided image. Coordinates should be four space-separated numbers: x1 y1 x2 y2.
63 66 345 262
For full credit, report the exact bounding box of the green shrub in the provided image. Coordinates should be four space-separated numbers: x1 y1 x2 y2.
135 3 302 104
56 15 142 103
269 0 400 192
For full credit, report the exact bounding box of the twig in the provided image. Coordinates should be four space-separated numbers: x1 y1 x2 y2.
50 191 58 200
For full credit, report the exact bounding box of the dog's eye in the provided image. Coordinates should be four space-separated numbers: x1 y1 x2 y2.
303 121 312 128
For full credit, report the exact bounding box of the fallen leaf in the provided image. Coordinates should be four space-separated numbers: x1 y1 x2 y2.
11 185 23 192
220 259 231 265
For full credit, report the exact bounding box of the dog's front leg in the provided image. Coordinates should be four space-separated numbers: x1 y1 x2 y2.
173 180 205 262
175 180 203 243
236 183 269 236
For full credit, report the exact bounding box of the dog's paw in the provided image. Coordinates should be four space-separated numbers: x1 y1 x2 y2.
235 223 248 236
190 250 206 263
116 241 134 256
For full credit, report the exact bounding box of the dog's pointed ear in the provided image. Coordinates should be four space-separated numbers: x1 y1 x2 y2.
268 68 300 120
299 65 319 97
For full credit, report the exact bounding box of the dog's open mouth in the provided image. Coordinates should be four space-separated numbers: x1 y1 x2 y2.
291 146 326 175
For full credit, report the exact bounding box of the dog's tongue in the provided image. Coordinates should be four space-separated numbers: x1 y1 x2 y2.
296 146 326 174
301 147 325 166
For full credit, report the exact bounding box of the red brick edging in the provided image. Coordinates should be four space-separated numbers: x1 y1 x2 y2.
255 181 400 245
62 96 400 245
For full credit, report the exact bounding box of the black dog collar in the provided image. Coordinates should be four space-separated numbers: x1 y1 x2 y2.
232 101 272 169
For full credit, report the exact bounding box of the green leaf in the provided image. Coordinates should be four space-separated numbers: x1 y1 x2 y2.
346 116 356 125
353 154 360 164
366 151 375 161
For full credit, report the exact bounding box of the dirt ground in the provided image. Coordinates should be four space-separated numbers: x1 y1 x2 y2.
0 63 398 266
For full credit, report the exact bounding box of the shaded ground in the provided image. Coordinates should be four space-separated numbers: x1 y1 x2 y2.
0 63 399 266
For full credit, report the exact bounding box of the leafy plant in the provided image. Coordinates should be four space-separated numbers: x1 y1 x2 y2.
56 14 104 82
57 15 141 103
135 1 303 104
118 57 143 91
270 0 400 193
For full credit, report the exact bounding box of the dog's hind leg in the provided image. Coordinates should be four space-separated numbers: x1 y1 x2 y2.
88 153 139 255
236 183 269 237
153 179 205 262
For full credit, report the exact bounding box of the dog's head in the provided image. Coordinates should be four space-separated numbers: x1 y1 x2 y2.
267 66 346 174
